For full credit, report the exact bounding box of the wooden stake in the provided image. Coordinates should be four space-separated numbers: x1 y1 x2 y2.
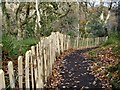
0 69 6 89
39 41 44 88
31 46 38 88
49 36 52 73
56 32 60 55
43 40 47 84
18 56 23 88
25 51 30 88
30 49 34 89
8 61 15 88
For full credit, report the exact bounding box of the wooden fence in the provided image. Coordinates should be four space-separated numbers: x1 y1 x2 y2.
0 32 108 89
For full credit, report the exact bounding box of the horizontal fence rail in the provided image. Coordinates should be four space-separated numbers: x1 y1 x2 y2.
0 32 108 89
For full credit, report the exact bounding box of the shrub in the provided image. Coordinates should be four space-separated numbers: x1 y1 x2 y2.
103 32 119 46
2 34 38 59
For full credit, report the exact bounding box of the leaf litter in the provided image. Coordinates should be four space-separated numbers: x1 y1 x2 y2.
47 47 112 89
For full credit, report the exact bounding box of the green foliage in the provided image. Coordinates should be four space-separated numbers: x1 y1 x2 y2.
107 62 120 89
50 2 58 10
113 46 120 53
2 34 38 58
103 32 120 89
25 20 35 38
86 20 107 37
40 13 55 37
103 33 119 46
2 34 16 56
67 31 75 38
42 28 53 37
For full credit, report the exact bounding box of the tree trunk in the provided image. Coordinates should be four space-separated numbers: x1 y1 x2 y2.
105 11 111 24
35 0 41 28
2 2 11 34
17 13 22 40
34 17 38 37
17 27 22 40
16 3 23 40
35 0 41 37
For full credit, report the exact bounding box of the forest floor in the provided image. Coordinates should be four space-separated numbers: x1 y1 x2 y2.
47 46 120 89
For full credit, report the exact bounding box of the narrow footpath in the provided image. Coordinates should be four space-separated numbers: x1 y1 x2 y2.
47 48 110 89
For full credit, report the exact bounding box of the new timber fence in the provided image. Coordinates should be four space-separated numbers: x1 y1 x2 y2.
0 32 108 89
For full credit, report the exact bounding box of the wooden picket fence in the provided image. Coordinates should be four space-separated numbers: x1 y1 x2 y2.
0 32 108 89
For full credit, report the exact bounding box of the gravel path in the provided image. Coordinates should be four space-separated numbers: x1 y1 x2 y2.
58 48 104 89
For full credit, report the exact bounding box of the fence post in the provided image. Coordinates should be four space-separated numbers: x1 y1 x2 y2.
18 56 23 88
39 41 44 88
40 39 44 85
8 61 15 88
45 37 50 81
78 38 81 49
67 36 70 50
43 40 47 85
80 38 83 49
36 44 39 88
74 38 76 49
51 33 55 66
31 46 38 88
0 69 6 89
95 37 97 46
97 37 99 45
76 36 79 48
49 36 52 74
30 49 34 89
90 38 93 47
46 38 50 78
36 43 43 88
87 38 89 48
57 32 60 55
89 38 92 48
63 35 65 50
61 34 64 52
65 35 67 50
25 51 30 88
78 37 80 48
93 37 95 46
51 32 56 62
